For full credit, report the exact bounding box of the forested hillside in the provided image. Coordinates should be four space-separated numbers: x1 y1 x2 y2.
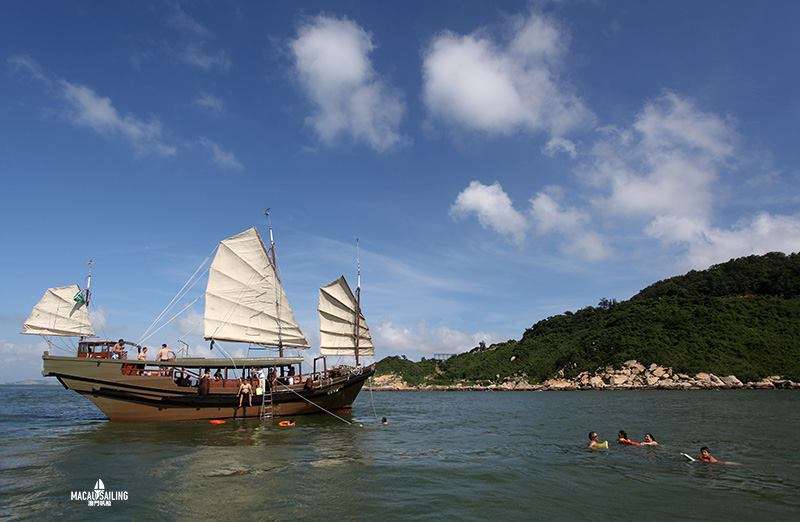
376 253 800 384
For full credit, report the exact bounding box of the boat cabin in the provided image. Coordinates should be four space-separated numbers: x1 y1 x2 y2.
77 339 140 360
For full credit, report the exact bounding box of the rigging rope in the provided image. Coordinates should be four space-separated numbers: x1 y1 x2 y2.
139 297 200 345
273 382 354 426
137 252 212 344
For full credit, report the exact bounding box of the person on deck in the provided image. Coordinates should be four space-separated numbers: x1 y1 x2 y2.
641 433 658 446
617 430 641 446
237 377 253 411
287 365 296 385
137 347 148 361
698 446 720 463
267 368 277 391
111 339 125 359
213 368 223 381
199 369 211 396
156 344 174 362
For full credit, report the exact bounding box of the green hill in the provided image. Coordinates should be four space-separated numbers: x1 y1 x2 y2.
376 252 800 384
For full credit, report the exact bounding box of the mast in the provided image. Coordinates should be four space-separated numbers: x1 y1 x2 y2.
85 259 93 308
354 239 361 366
82 259 93 341
265 209 284 358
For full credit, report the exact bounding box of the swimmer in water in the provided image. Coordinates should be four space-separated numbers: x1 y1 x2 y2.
588 431 606 449
381 417 388 425
617 430 641 446
698 446 720 463
641 433 658 446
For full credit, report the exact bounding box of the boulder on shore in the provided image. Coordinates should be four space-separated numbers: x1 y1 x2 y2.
719 375 743 387
589 376 605 388
543 378 577 390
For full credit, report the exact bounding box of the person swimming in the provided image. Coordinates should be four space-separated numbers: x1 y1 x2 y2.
381 417 388 425
641 433 658 446
617 430 641 446
588 431 608 449
698 446 720 463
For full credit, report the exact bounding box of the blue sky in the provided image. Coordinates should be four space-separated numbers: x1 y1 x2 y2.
2 0 799 381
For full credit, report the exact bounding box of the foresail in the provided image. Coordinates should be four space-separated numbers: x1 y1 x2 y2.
318 276 373 356
203 227 309 347
22 284 95 337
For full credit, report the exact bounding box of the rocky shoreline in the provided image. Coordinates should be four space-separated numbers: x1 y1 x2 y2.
367 360 800 391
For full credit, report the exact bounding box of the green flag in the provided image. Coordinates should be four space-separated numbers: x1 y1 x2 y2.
74 290 86 306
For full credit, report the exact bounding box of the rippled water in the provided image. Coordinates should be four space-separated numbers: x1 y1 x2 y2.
1 386 798 520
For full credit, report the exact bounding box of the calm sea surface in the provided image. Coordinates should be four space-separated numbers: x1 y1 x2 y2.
0 385 798 521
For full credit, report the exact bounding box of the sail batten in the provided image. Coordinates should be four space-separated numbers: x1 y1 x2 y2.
318 276 374 356
22 284 94 337
203 227 309 347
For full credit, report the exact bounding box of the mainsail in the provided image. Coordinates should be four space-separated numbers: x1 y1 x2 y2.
318 276 373 356
203 227 309 347
22 284 95 337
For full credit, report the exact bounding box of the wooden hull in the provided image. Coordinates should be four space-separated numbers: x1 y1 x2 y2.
43 355 373 422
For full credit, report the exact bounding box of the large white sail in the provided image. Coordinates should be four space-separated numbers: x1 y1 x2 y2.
203 227 309 347
318 276 373 356
22 284 95 337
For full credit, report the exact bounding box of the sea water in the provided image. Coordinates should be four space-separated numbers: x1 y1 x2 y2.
0 386 798 520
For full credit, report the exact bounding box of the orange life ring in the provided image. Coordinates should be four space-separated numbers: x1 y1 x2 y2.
278 420 295 428
209 419 226 425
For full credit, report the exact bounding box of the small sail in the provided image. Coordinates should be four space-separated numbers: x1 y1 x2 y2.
203 227 309 347
318 276 374 356
22 284 95 337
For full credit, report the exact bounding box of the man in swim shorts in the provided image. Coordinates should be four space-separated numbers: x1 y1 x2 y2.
617 430 641 446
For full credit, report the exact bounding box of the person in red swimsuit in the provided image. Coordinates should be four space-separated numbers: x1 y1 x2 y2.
698 446 719 463
617 430 641 446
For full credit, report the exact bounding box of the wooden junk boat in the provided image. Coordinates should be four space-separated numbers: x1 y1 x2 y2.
27 221 375 422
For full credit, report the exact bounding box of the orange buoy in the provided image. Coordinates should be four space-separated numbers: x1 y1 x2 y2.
278 420 295 428
209 419 226 425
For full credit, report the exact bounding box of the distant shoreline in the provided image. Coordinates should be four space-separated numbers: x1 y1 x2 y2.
365 386 800 392
370 360 800 392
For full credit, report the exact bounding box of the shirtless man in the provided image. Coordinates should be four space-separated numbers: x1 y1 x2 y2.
698 446 720 463
641 433 658 446
617 430 641 446
236 377 253 417
111 339 125 359
588 431 606 449
155 344 174 362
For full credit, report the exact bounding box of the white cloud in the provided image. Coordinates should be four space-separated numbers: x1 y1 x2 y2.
582 91 800 268
544 136 577 158
165 4 231 72
374 320 495 356
529 192 609 260
175 43 231 71
176 308 203 335
0 340 49 383
649 212 800 268
7 54 50 85
62 81 177 156
10 54 177 156
290 15 405 152
195 92 225 113
451 181 528 244
587 92 735 221
90 307 108 332
451 182 609 260
198 137 243 170
422 12 591 142
529 192 586 234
